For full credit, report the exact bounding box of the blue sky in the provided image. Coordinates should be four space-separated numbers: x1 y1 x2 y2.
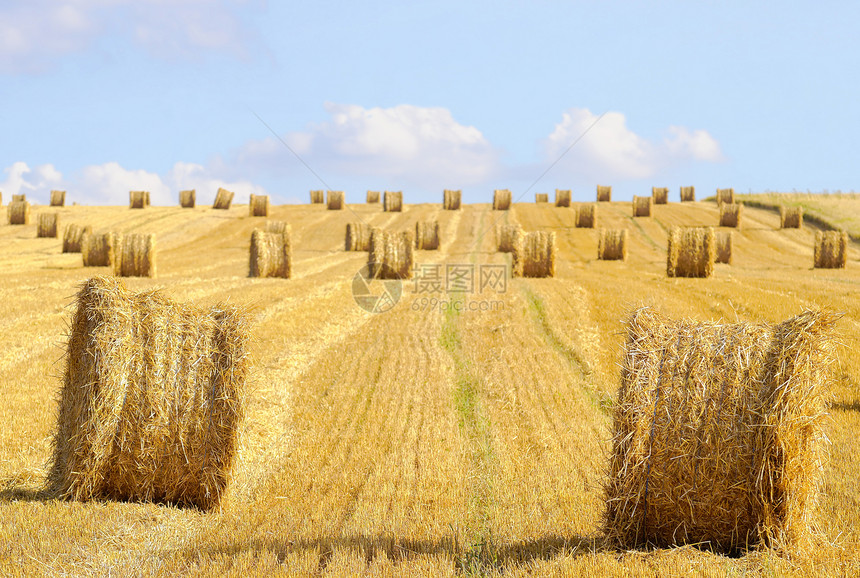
2 1 858 205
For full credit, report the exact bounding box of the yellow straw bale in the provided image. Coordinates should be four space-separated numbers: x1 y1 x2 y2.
667 227 715 278
680 186 696 202
310 190 325 204
814 231 848 269
597 185 612 202
555 189 571 207
496 223 523 253
383 191 403 212
652 187 669 205
129 191 150 209
112 233 157 278
63 224 93 253
179 189 196 208
249 229 291 278
213 188 234 210
443 189 461 210
598 229 628 261
719 203 743 228
8 200 31 225
576 203 597 228
12 194 26 202
265 220 290 235
535 193 549 203
493 189 512 210
415 220 440 250
632 195 652 217
512 231 555 278
50 190 66 207
81 232 115 267
369 229 413 279
716 230 733 264
249 194 270 217
366 190 380 203
716 188 736 205
327 190 344 210
37 213 59 238
345 222 372 251
780 206 803 229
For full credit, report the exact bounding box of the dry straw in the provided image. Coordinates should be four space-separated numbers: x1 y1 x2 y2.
493 189 512 210
780 206 803 229
213 188 234 210
577 203 597 228
327 190 344 210
63 224 93 253
632 195 652 217
249 194 270 217
598 228 628 261
604 307 839 553
366 190 380 203
113 233 157 278
719 203 743 228
37 213 59 238
310 190 325 204
680 186 696 202
265 220 289 235
597 185 612 202
814 231 848 269
47 276 249 510
179 189 196 208
716 187 736 205
716 230 733 264
129 191 151 209
443 189 461 210
12 193 26 202
249 228 292 278
555 189 571 207
415 220 440 250
81 232 115 267
384 191 403 212
496 223 523 253
652 187 669 205
8 200 31 225
512 231 556 277
667 227 715 278
369 229 414 279
345 222 372 252
535 193 549 203
50 190 66 207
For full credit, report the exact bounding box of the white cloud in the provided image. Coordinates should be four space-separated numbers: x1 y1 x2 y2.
0 162 64 201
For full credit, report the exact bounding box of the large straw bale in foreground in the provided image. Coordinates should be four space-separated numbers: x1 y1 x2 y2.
415 220 440 250
345 222 372 251
213 188 234 210
605 308 839 553
597 185 612 202
716 230 733 264
443 189 461 210
63 224 93 253
680 186 696 202
719 203 743 228
179 189 196 208
667 227 715 278
814 231 848 269
716 187 735 205
512 231 555 277
366 190 380 203
652 187 668 205
113 233 157 278
598 229 628 261
576 203 597 228
555 189 571 207
8 200 31 224
632 195 651 217
129 191 150 209
310 190 325 204
37 213 59 238
81 232 115 267
369 229 413 279
493 189 512 210
249 194 270 217
384 191 403 212
496 223 523 253
50 190 66 207
327 190 344 210
47 276 249 510
249 229 291 278
780 206 803 229
535 193 549 203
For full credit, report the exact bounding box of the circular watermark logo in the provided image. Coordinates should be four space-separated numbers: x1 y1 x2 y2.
352 263 403 314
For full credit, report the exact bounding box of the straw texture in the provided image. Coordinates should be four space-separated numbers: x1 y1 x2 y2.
576 204 597 228
415 220 440 250
63 224 93 253
813 231 848 269
597 185 612 202
555 189 571 207
37 213 59 238
345 222 372 252
652 187 669 205
249 229 291 278
50 190 66 207
327 190 344 210
680 186 696 202
213 188 234 210
366 190 380 203
493 189 512 210
265 220 289 235
129 191 150 209
384 191 403 212
369 229 413 279
535 193 549 203
512 231 555 278
780 206 803 229
633 196 652 217
249 194 270 217
716 188 736 205
8 200 31 225
81 232 115 267
179 189 196 208
667 227 715 278
12 194 26 202
496 223 523 253
598 229 628 261
113 233 157 278
716 230 733 265
443 189 461 210
310 190 325 204
719 203 743 228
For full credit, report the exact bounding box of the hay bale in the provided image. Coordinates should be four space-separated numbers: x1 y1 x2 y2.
680 186 696 202
719 203 743 228
249 229 291 278
366 190 380 203
0 191 2 205
652 187 669 205
814 231 848 269
113 233 157 278
535 193 549 203
213 188 234 210
50 190 66 207
493 189 512 210
632 196 652 217
129 191 150 209
512 231 555 278
555 189 571 207
780 206 803 229
443 189 461 210
369 229 414 279
249 194 270 217
604 308 839 552
415 220 440 250
667 227 715 278
37 213 59 238
81 232 115 267
63 224 93 253
265 220 290 235
179 189 196 208
598 229 628 261
47 276 249 510
383 191 403 212
716 230 733 264
576 203 597 228
8 200 30 225
496 223 523 253
716 187 735 205
345 222 372 252
12 194 26 203
310 190 325 204
326 190 344 210
597 185 612 202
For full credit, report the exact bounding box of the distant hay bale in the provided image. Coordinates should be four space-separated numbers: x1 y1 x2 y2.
443 189 461 210
535 193 549 203
680 186 696 202
179 189 196 208
667 227 715 278
814 231 848 269
327 190 344 210
384 191 403 212
47 276 249 511
415 220 440 250
604 308 839 553
8 200 31 225
493 189 512 210
632 196 652 217
113 233 157 278
249 194 270 217
37 213 59 238
366 190 380 203
716 230 733 264
265 220 289 235
50 190 66 207
576 203 597 228
12 194 26 203
512 231 556 278
63 224 93 253
780 206 803 229
369 229 413 279
555 189 571 207
249 229 291 278
310 190 325 204
496 223 523 253
129 191 150 209
81 232 115 267
213 188 234 210
597 185 612 202
716 187 736 205
652 187 669 205
598 229 628 261
345 222 372 251
719 202 743 228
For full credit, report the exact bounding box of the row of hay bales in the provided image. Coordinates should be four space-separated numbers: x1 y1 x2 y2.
494 224 556 277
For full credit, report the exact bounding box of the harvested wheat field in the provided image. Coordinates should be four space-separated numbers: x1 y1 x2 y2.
1 197 859 576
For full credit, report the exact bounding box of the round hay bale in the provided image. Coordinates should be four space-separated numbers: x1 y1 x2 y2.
113 233 157 278
598 228 628 261
12 193 26 203
597 185 612 202
213 188 234 210
47 276 250 510
179 189 196 208
345 222 372 252
814 231 848 269
326 190 344 210
249 228 291 278
716 187 736 205
443 189 461 210
555 189 571 207
383 191 403 212
8 200 31 225
512 231 555 278
495 223 523 253
249 194 270 217
780 206 803 229
63 224 93 253
37 213 59 238
652 187 669 205
369 229 413 279
129 191 150 209
680 186 696 202
715 230 733 264
81 232 115 267
366 190 380 203
576 203 597 228
493 189 512 210
604 308 839 553
632 196 652 217
310 190 325 204
719 203 743 228
667 227 715 278
50 190 66 207
265 220 289 235
535 193 549 203
415 220 440 250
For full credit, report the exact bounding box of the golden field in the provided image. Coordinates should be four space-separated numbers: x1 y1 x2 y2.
1 196 859 576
